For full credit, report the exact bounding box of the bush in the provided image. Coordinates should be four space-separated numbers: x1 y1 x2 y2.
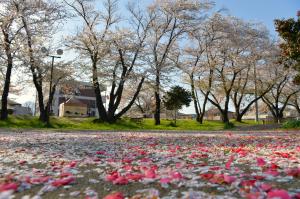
282 120 300 129
224 122 235 129
168 121 177 127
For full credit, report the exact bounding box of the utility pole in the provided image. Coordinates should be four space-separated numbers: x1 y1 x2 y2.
254 62 259 123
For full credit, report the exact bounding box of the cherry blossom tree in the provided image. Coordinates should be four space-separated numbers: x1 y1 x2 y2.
65 0 153 123
229 25 274 122
262 63 300 123
15 0 68 124
0 1 24 120
198 16 266 123
178 14 222 124
146 0 213 125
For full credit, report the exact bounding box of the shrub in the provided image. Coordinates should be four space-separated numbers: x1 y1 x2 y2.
282 120 300 129
168 121 177 127
224 122 235 129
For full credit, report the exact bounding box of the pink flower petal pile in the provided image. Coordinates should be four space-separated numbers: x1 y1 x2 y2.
0 131 299 198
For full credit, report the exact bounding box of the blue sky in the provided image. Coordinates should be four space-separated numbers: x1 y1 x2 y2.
212 0 299 37
118 0 299 37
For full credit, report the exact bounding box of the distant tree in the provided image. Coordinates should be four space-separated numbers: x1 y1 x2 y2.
0 1 23 120
262 62 300 123
15 0 69 124
146 0 214 125
275 12 300 82
177 14 223 124
163 86 192 125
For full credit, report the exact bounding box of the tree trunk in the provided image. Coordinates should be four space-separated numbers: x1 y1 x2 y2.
154 73 161 125
174 109 177 125
221 110 229 123
199 114 204 124
236 114 242 122
234 106 242 122
35 84 47 123
21 13 49 123
199 92 210 124
92 61 108 122
275 111 284 124
0 44 13 120
154 91 161 125
190 76 200 122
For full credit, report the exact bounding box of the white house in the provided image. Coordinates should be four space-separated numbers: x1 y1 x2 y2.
51 81 107 117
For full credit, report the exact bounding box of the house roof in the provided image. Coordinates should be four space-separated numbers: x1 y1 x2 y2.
7 99 21 106
58 81 106 96
77 88 95 98
205 108 235 115
64 98 87 107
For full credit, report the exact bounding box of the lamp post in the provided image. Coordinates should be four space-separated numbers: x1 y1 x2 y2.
41 47 63 114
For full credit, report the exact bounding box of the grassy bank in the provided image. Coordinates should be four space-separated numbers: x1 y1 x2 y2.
0 115 266 131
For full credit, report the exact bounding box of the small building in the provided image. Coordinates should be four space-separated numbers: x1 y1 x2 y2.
13 107 32 116
0 99 32 116
177 113 196 120
59 98 88 117
204 108 235 121
51 81 106 117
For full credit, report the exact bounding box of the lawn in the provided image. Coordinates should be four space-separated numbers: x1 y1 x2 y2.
0 115 268 131
0 131 299 199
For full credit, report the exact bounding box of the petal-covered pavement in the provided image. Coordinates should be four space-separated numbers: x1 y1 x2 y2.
0 131 299 199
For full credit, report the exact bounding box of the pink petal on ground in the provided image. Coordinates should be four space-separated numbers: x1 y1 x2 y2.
224 175 236 184
103 192 125 199
267 189 291 199
265 169 279 176
106 171 119 182
170 171 183 179
68 161 77 168
0 183 18 192
52 176 75 187
257 157 267 167
113 176 128 185
225 155 234 170
96 150 106 155
246 192 261 199
125 173 143 181
294 193 300 199
144 169 156 178
60 172 73 178
19 160 27 165
261 183 272 192
286 168 300 177
160 177 172 184
30 176 51 184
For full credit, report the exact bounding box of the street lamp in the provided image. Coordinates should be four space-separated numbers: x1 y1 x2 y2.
41 47 63 114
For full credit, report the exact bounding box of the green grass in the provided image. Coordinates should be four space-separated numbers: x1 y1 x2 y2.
0 115 265 131
282 119 300 129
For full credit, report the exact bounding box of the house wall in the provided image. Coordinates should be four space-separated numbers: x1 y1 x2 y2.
13 107 32 116
59 104 87 117
52 93 106 117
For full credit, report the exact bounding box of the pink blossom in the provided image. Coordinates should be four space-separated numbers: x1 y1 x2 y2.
225 155 234 169
224 175 236 184
267 189 291 199
257 157 267 167
51 176 75 187
0 183 18 192
103 192 124 199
